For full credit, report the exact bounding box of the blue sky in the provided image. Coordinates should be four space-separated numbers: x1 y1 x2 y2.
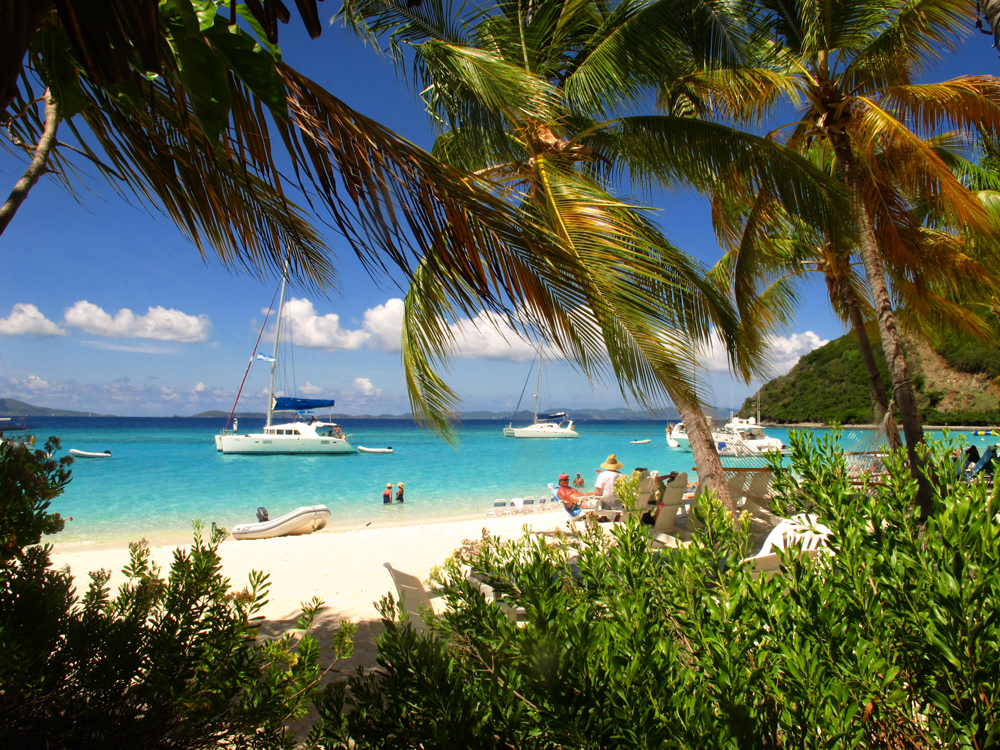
0 14 997 416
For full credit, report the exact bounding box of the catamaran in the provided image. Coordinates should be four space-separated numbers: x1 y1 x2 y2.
502 357 578 438
214 272 356 455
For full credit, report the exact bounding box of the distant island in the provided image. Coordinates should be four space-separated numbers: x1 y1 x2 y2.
0 398 116 417
190 406 694 421
3 400 711 421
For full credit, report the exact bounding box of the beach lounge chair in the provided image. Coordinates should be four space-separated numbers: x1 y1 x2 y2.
466 573 527 624
548 483 601 521
521 496 538 513
383 562 443 633
652 472 687 534
964 444 997 483
509 497 525 514
741 514 831 579
487 499 511 517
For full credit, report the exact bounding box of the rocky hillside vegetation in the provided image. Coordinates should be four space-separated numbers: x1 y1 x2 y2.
739 333 1000 426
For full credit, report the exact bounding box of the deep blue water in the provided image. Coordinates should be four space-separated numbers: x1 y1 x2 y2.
14 417 978 546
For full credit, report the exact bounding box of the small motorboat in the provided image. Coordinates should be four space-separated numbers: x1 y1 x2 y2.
69 449 112 458
630 439 651 444
232 504 330 540
358 446 393 453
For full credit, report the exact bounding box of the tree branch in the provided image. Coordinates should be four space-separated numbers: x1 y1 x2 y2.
0 89 60 237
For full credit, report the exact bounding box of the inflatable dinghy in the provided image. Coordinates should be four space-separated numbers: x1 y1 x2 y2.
630 439 651 444
232 504 330 540
69 449 112 458
358 446 393 453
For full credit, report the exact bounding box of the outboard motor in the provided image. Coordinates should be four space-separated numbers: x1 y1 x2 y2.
256 507 269 523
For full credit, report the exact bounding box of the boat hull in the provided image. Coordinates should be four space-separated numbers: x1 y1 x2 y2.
214 434 357 454
358 446 393 453
69 449 112 458
231 505 330 540
502 426 578 438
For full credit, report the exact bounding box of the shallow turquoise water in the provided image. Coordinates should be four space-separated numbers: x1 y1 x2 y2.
18 417 976 545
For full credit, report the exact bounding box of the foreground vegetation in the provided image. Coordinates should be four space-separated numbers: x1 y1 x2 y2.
0 438 353 749
318 432 998 749
2 432 998 747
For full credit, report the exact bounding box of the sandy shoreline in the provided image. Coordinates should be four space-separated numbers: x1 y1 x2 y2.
50 511 575 678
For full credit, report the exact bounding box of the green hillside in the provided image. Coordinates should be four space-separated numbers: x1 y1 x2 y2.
741 333 1000 426
739 333 892 424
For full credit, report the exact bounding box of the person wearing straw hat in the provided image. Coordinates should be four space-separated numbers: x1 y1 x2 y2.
395 482 405 503
383 483 393 504
594 454 624 509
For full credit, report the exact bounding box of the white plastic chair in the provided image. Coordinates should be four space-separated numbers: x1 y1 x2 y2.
383 562 442 633
522 496 538 513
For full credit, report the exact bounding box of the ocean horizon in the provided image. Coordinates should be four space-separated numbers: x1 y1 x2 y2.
16 417 979 548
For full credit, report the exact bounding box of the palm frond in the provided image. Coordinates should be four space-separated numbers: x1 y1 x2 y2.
879 78 1000 139
587 115 848 238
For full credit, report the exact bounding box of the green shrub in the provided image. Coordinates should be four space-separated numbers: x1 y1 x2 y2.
937 340 1000 380
0 438 355 749
319 433 999 749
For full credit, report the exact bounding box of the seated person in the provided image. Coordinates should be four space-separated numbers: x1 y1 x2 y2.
654 471 680 504
555 473 595 516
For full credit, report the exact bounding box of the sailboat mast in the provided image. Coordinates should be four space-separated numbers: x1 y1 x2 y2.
266 269 289 428
533 355 542 425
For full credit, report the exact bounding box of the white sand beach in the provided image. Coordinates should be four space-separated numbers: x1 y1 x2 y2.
50 512 575 675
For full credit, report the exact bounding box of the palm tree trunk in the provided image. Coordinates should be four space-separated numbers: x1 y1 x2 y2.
829 132 934 518
981 0 1000 54
0 89 59 237
674 395 733 513
842 284 903 450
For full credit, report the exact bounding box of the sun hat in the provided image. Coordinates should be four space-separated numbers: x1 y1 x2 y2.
600 454 623 470
558 473 570 481
386 483 393 488
398 482 404 488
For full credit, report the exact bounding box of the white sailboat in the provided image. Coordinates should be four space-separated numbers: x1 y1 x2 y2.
502 358 578 438
215 273 357 455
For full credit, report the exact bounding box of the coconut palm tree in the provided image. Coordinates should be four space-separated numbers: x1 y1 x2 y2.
744 0 1000 517
714 135 1000 454
341 0 849 506
1 0 561 292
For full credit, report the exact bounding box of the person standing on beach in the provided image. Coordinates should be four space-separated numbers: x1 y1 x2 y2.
396 482 405 503
383 483 393 504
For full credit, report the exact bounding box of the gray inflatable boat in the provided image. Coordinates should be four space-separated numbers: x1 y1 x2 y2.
232 504 330 540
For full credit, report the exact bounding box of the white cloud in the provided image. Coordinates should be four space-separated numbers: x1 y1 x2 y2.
448 311 538 361
353 377 380 397
81 340 175 354
25 375 50 391
299 381 322 395
361 299 404 351
0 303 66 337
65 301 210 342
767 331 829 374
274 297 537 361
277 298 369 351
192 382 206 393
698 327 828 376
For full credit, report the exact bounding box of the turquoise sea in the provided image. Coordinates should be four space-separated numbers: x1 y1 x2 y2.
17 417 982 547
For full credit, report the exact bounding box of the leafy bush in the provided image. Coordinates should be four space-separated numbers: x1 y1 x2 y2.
739 333 894 424
319 433 999 749
0 438 355 749
922 409 1000 427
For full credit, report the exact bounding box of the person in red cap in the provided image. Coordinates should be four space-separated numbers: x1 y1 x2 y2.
555 473 596 516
